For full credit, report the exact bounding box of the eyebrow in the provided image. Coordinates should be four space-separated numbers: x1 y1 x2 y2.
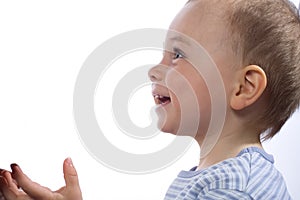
169 36 191 46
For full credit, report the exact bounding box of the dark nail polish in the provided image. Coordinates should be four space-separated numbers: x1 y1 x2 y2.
10 163 19 173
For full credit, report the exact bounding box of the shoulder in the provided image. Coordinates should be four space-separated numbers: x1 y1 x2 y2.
194 147 290 199
194 149 254 192
165 147 291 200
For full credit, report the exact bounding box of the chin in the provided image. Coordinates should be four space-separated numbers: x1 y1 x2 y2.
160 128 177 135
157 120 178 135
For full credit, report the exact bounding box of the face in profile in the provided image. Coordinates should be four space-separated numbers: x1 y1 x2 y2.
149 0 234 141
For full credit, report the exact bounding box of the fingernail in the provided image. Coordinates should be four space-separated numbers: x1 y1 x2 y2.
10 163 21 174
66 157 74 168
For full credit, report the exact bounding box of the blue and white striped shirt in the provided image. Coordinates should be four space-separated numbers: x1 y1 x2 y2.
164 147 291 199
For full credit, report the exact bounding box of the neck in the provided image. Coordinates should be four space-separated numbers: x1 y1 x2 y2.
196 128 262 170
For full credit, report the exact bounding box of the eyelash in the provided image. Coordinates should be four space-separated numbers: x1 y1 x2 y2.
172 48 185 60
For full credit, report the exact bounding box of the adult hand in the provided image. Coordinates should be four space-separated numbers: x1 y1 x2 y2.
0 158 82 200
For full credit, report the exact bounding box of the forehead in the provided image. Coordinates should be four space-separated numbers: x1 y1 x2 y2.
167 0 228 50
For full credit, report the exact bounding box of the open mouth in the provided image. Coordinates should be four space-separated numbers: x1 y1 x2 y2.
153 94 171 105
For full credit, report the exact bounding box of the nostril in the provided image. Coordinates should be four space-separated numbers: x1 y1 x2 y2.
149 74 158 82
148 66 163 82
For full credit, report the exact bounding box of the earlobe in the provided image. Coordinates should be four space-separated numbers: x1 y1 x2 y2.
230 65 267 110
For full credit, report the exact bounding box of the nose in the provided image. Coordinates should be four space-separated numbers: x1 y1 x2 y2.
148 64 164 82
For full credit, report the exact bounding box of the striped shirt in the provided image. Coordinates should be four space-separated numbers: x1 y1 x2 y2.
164 147 291 199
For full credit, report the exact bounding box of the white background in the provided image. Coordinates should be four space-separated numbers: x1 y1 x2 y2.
0 0 299 199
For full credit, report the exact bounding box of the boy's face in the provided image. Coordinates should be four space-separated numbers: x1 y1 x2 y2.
149 0 234 138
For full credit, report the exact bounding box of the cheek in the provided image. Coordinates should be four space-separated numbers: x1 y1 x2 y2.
190 74 212 125
193 76 211 110
166 70 199 114
166 69 211 135
167 68 211 108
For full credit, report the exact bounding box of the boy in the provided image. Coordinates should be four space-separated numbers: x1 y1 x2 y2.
1 0 299 199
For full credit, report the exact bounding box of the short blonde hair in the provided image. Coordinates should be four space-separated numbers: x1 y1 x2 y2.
226 0 300 139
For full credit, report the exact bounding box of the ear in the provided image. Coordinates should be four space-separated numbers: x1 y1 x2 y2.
230 65 267 110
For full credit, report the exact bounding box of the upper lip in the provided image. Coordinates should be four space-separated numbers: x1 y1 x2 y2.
151 84 171 106
151 84 170 98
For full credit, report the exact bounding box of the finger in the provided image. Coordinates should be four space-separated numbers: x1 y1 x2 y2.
0 175 25 200
0 170 19 190
0 169 6 176
63 158 80 190
2 171 19 192
10 164 53 200
62 158 82 199
0 176 11 199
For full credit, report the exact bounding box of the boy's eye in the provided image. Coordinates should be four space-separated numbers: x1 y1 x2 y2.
172 48 185 60
173 52 183 59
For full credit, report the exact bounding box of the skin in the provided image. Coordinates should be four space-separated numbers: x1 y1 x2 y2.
0 0 268 199
0 158 82 200
149 0 267 169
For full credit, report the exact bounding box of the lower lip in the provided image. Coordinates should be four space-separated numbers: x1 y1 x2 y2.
159 100 171 107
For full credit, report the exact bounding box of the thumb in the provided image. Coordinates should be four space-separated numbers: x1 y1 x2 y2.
63 158 80 189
